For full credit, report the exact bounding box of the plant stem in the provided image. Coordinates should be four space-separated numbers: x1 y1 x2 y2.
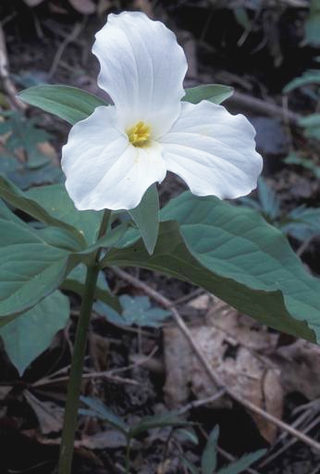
125 441 131 474
58 263 99 474
58 210 111 474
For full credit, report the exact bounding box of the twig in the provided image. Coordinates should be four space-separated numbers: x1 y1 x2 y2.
33 371 139 387
113 267 320 453
297 235 315 257
0 23 26 110
227 91 300 126
177 389 226 415
258 415 320 468
48 22 84 79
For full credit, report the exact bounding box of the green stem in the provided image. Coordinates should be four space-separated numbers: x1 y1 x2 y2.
58 210 111 474
125 440 131 474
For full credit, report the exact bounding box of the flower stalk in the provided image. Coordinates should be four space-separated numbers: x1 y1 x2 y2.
58 210 111 474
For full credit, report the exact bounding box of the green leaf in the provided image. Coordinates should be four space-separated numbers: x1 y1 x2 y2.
256 177 280 221
201 426 219 474
0 176 85 247
128 411 189 439
0 291 69 376
129 184 159 255
305 0 320 44
217 449 266 474
233 7 250 29
281 206 320 241
62 264 121 313
181 457 200 474
299 113 320 128
283 70 320 93
94 294 171 327
0 218 76 322
26 184 103 245
80 396 129 435
175 428 199 445
103 192 320 343
19 85 107 125
183 84 234 105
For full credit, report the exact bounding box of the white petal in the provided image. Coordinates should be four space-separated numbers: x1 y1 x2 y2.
160 101 263 199
62 106 167 211
92 11 187 137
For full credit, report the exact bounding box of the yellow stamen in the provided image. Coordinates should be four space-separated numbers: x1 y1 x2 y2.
127 121 151 147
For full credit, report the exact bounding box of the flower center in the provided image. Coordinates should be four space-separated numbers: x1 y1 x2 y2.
127 121 151 147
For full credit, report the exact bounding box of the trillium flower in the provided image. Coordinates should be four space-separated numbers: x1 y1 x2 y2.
62 11 262 211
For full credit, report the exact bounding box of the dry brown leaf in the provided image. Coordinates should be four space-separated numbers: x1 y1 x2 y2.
24 390 64 434
37 141 59 165
68 0 96 14
164 299 283 443
273 339 320 400
0 386 11 401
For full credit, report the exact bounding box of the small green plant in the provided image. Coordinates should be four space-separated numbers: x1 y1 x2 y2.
94 294 171 327
181 426 266 474
0 110 62 189
283 69 320 141
284 152 320 180
239 177 320 242
304 0 320 45
80 396 192 473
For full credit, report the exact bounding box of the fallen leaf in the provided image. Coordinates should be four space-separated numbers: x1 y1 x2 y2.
0 386 12 401
164 298 283 443
24 390 64 434
273 339 320 400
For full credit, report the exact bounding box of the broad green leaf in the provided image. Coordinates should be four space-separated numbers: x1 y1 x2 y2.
0 176 85 247
62 264 121 313
94 294 170 327
0 199 24 224
26 184 103 245
217 449 266 474
129 184 159 255
36 226 84 252
0 218 76 322
183 84 234 105
0 291 69 375
103 192 320 343
80 396 129 435
201 426 219 474
19 85 107 125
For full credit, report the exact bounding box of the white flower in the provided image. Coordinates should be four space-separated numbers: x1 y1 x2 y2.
62 11 262 211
